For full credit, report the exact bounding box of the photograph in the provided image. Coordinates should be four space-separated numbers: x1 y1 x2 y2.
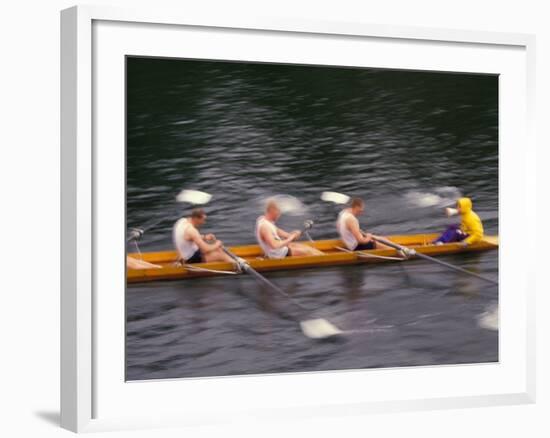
125 56 499 381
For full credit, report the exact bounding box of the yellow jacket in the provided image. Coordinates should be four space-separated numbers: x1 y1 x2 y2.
458 197 484 245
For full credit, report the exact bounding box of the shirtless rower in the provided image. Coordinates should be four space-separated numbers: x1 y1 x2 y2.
173 208 234 264
255 200 323 259
336 197 394 251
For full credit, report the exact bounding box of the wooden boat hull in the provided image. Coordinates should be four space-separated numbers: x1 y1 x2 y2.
127 233 498 284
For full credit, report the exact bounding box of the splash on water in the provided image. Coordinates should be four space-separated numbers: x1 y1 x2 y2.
405 186 462 208
478 303 498 331
406 192 441 207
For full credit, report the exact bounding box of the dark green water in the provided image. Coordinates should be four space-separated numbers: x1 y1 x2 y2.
126 57 498 381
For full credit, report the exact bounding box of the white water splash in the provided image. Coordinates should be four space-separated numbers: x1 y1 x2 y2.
405 186 462 208
406 192 442 207
478 303 499 331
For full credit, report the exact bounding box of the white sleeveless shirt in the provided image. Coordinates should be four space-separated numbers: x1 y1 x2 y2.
337 210 359 250
255 216 289 259
173 218 199 261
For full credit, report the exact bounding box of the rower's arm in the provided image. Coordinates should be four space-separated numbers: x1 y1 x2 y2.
277 227 302 241
260 224 294 249
276 227 291 239
463 227 483 245
462 213 484 245
187 227 221 254
347 217 371 244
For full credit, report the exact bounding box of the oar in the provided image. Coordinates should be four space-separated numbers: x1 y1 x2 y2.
321 191 498 285
225 218 340 339
127 189 211 242
221 246 342 339
372 235 498 285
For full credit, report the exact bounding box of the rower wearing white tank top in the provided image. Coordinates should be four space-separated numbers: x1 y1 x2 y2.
173 208 234 264
255 200 323 259
336 197 393 251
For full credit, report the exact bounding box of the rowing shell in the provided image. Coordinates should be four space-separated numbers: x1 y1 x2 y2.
127 233 498 284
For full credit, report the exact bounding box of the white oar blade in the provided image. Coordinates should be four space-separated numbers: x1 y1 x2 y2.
176 189 212 205
300 318 342 339
321 191 350 205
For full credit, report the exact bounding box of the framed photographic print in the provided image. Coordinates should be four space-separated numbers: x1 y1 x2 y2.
61 5 536 433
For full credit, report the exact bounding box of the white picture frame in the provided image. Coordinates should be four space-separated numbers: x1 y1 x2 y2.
60 5 536 433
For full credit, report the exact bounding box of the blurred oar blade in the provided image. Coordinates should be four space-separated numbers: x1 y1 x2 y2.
321 191 350 205
300 318 343 339
176 189 212 205
268 194 308 216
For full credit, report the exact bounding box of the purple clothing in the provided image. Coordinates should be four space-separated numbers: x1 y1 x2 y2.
433 224 468 244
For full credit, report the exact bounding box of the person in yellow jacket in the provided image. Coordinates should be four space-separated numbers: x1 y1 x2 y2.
433 197 484 246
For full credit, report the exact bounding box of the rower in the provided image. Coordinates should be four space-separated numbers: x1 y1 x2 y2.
336 197 394 251
255 200 323 259
173 208 234 264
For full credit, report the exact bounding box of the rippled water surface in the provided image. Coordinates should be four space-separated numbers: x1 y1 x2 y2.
126 58 498 380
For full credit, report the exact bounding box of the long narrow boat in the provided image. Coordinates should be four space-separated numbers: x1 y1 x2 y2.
127 233 498 284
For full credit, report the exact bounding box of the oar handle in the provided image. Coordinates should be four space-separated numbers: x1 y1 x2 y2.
302 220 315 242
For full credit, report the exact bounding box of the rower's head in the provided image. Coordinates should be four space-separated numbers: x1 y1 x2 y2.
350 197 365 216
265 199 281 221
189 208 207 227
456 197 472 214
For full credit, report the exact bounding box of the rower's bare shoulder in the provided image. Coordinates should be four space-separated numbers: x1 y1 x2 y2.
346 215 359 227
185 225 201 240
